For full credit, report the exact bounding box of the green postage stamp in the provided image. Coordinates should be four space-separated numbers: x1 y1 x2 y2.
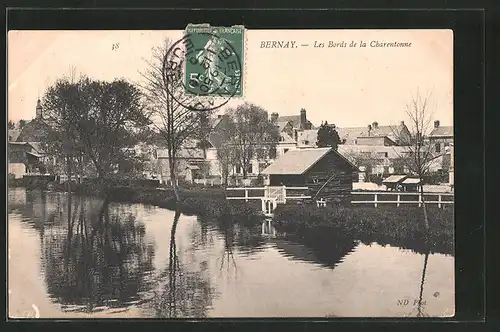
184 24 244 99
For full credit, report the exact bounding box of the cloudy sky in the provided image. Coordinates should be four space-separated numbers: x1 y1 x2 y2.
8 29 453 128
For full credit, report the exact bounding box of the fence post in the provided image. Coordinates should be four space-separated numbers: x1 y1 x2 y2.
282 185 286 204
245 189 248 202
374 193 378 207
418 194 422 207
397 194 400 207
438 194 442 209
261 199 266 213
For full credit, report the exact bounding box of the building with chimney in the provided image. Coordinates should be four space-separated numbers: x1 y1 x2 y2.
336 121 411 146
428 120 453 153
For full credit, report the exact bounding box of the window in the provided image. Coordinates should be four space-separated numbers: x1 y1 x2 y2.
247 164 253 174
236 165 241 174
435 143 441 153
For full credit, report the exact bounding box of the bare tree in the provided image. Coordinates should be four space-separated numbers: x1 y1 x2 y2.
390 92 443 230
140 39 212 202
215 103 280 180
340 150 383 182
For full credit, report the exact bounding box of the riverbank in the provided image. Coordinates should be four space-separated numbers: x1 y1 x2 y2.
272 204 454 255
10 183 454 254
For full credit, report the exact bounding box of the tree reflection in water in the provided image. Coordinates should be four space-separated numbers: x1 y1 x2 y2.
408 242 431 318
148 210 216 318
217 224 238 279
42 195 156 313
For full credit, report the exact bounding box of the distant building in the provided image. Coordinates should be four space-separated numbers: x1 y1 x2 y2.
428 120 453 153
154 143 207 184
261 147 358 203
337 145 409 179
274 108 313 131
336 121 411 146
8 142 45 178
8 100 53 178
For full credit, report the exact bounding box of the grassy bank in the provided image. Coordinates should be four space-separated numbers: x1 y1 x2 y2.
46 183 264 226
273 204 454 255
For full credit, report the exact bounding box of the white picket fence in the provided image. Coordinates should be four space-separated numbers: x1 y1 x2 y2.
351 191 454 208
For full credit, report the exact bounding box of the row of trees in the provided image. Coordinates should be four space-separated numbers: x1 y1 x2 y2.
34 39 282 199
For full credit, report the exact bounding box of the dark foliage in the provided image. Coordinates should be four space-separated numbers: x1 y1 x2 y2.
316 121 342 149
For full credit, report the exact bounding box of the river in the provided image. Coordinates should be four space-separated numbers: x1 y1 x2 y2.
7 188 454 318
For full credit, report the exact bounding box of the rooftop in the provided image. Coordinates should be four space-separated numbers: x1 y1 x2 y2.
337 144 407 159
382 175 407 183
429 126 453 137
262 147 356 175
337 123 405 145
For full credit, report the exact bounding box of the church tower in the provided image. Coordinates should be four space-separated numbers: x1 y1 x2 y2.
35 98 42 119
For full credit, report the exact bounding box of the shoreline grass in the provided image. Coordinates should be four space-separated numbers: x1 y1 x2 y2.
272 203 454 256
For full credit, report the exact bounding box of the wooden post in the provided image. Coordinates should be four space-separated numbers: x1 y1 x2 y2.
245 189 248 202
418 194 422 207
374 193 378 207
261 199 266 213
262 220 265 235
282 185 286 204
397 193 400 207
438 194 442 209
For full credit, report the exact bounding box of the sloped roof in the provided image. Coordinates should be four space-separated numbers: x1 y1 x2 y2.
402 178 421 184
28 142 46 154
262 147 356 175
8 130 20 142
382 175 407 183
429 126 453 137
337 144 407 159
277 115 301 127
16 118 47 142
276 121 292 132
276 115 313 129
337 124 402 145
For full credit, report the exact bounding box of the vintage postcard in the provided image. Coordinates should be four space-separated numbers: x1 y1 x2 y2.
7 27 454 318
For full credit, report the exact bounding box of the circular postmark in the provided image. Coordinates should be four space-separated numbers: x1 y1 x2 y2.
162 32 242 112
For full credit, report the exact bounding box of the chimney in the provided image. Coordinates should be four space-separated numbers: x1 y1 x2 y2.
300 108 307 129
271 112 279 122
434 120 440 128
400 121 404 126
372 121 378 129
367 124 372 136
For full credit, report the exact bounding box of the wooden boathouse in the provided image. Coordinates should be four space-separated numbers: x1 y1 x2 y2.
261 147 359 205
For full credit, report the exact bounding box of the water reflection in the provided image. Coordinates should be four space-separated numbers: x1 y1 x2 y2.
8 188 454 318
147 210 216 318
273 227 358 269
408 244 431 317
42 195 156 313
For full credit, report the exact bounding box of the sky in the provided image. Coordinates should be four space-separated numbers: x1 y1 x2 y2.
8 29 453 128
